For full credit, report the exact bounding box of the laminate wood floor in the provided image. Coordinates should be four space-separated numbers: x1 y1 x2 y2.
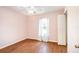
0 39 67 53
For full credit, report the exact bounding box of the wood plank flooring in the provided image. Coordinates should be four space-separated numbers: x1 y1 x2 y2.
0 39 67 53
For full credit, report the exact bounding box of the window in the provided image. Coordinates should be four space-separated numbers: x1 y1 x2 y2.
39 18 49 42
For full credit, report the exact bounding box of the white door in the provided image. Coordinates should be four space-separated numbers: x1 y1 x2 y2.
39 18 49 42
57 15 66 45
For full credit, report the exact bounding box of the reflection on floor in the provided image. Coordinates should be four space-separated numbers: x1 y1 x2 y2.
0 39 67 53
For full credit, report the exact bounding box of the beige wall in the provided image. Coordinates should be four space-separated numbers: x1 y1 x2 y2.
67 7 79 52
27 9 64 42
0 7 28 48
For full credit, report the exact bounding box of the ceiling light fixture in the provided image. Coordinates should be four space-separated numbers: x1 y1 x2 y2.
27 6 36 14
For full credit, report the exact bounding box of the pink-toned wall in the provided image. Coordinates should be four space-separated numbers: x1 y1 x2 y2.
27 9 64 42
0 7 28 48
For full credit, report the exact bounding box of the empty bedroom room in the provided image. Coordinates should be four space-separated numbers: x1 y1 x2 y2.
0 6 67 53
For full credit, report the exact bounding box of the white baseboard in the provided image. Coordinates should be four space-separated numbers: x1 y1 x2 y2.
0 38 58 49
0 37 27 49
48 40 57 43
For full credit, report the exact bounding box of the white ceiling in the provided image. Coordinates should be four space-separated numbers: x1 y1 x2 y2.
9 6 65 15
